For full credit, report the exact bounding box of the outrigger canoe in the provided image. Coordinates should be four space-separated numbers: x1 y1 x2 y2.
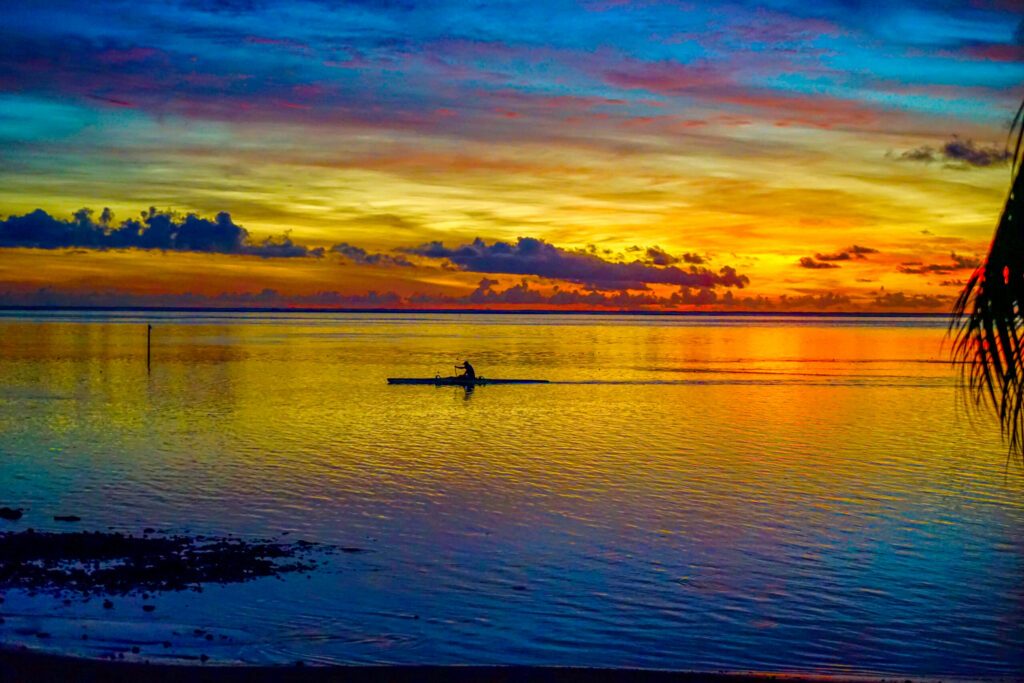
387 376 549 386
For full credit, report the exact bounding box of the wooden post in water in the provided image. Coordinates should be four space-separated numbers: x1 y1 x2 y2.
147 324 152 373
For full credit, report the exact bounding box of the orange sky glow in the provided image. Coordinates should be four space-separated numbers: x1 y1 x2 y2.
1 2 1023 312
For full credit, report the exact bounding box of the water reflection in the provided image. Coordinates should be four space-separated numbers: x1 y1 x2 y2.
0 313 1021 675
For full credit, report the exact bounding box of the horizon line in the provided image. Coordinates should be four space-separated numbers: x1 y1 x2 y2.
0 305 952 318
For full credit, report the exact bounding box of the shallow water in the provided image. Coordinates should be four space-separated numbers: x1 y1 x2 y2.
0 311 1021 675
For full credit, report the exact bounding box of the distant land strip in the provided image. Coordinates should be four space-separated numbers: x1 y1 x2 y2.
0 306 951 318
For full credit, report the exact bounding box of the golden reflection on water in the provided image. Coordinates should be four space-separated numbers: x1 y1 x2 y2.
0 314 1017 516
0 313 1021 673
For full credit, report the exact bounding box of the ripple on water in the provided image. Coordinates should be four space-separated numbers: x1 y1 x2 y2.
0 313 1022 675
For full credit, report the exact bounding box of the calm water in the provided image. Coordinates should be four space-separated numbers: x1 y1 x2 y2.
0 311 1021 675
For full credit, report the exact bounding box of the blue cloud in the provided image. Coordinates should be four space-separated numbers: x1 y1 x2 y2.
406 237 749 290
0 207 323 258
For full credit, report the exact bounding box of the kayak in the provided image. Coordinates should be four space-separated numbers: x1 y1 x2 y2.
387 377 549 386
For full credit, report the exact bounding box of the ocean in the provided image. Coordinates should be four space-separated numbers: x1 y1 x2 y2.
0 311 1021 675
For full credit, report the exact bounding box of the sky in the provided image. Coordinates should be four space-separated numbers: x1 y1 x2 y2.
1 0 1022 312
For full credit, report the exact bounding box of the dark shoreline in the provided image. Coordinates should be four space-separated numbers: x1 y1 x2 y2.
0 649 984 683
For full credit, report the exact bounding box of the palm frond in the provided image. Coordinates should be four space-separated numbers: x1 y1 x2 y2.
950 101 1024 454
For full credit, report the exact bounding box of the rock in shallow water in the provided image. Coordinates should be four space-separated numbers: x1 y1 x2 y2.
0 530 323 596
0 507 23 521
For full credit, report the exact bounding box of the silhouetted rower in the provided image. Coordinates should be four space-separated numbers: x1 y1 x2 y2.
456 360 476 380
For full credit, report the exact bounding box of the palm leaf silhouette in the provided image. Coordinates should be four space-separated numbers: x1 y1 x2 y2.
951 101 1024 454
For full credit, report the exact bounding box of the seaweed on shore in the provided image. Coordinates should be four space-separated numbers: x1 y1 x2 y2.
0 529 323 596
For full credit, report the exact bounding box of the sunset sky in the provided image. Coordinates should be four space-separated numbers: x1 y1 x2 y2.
1 0 1023 311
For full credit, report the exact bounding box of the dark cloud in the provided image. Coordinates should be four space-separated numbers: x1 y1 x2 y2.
809 244 878 263
943 137 1012 167
0 281 946 313
898 251 980 275
1 207 436 268
898 135 1011 168
674 286 736 306
814 251 851 261
898 263 952 274
4 279 743 310
850 244 878 257
798 256 840 269
645 245 679 266
331 242 413 267
729 290 852 310
411 278 742 309
872 290 948 310
641 246 704 266
950 251 980 269
246 234 317 258
592 245 706 267
404 237 750 290
0 208 324 258
776 292 851 309
681 252 705 265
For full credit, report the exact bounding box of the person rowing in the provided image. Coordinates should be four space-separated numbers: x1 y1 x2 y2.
456 360 476 380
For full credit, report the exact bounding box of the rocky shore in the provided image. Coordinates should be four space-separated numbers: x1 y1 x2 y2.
0 528 322 596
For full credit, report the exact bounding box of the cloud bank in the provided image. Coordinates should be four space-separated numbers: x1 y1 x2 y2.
898 251 980 275
0 207 423 266
898 136 1011 168
799 257 840 269
2 281 948 312
800 245 878 269
331 243 414 267
0 208 323 258
405 237 749 291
